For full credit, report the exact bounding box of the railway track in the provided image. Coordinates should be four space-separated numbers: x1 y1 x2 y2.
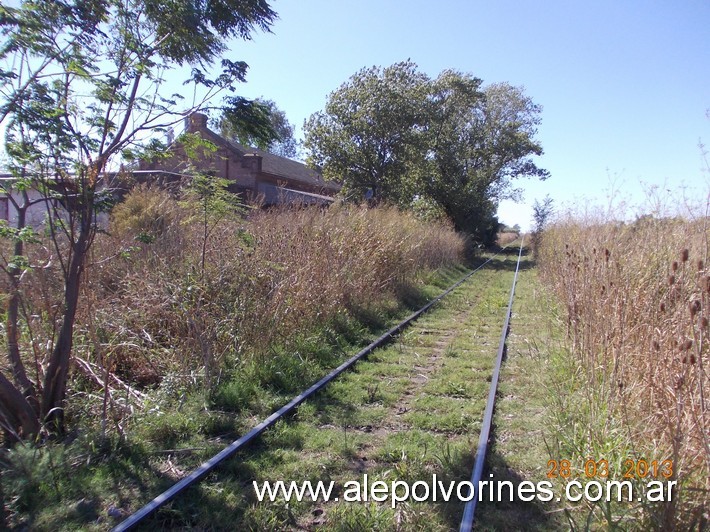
114 241 525 531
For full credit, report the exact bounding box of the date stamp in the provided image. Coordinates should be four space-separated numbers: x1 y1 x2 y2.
547 459 674 480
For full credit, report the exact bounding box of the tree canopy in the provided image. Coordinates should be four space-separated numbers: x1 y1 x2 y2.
0 0 277 438
304 61 430 203
220 98 299 158
304 61 549 242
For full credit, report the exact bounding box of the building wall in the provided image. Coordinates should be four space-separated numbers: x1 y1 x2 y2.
0 180 110 230
0 188 55 227
140 113 338 203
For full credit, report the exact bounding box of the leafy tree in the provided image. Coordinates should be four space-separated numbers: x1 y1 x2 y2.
304 60 430 204
303 62 549 243
531 194 554 259
421 73 549 240
0 0 277 439
220 98 299 158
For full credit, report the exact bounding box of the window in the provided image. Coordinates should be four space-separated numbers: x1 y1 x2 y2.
0 196 8 221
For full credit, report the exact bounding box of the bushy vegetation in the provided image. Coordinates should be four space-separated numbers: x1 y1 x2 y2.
16 185 465 419
0 0 281 439
0 186 467 528
304 61 548 243
105 187 464 373
538 209 709 529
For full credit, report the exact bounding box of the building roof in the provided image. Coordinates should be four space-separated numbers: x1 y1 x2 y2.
224 139 339 192
183 112 339 194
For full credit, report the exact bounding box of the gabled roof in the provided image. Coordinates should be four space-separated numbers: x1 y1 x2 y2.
224 139 339 192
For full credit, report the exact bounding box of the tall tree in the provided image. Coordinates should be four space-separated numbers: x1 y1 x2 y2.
220 98 299 158
421 73 549 238
0 0 277 439
304 60 430 204
303 62 549 242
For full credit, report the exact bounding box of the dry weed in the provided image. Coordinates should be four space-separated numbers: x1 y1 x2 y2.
539 211 709 528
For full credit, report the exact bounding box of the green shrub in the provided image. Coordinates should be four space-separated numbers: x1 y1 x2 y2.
210 377 258 413
111 184 182 241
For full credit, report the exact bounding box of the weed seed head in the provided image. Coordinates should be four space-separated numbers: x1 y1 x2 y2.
652 340 660 351
681 248 689 262
689 300 701 318
702 316 709 328
660 302 666 312
698 260 704 271
668 275 675 286
680 338 693 351
672 261 679 272
690 354 696 364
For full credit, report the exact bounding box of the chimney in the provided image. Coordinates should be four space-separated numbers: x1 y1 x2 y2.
242 153 263 172
185 112 209 133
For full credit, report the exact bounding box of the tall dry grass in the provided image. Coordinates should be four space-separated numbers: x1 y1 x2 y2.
0 187 464 438
539 209 709 528
79 190 465 386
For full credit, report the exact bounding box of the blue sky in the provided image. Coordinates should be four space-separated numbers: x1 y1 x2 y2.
226 0 709 230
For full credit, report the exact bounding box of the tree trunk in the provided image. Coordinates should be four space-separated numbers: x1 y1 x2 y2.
40 228 89 434
0 371 39 440
6 206 39 415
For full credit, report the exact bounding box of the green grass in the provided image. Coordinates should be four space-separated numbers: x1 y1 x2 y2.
196 249 527 530
472 262 567 531
125 252 520 530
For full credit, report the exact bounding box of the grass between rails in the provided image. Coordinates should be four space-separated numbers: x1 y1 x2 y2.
473 252 567 531
184 251 513 530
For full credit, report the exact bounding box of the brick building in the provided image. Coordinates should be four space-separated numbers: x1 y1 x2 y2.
139 113 340 205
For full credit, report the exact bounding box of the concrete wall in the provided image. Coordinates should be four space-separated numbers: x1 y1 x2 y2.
0 188 52 227
0 180 110 230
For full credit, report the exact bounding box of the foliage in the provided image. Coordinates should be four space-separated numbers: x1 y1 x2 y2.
220 98 299 158
0 0 277 438
181 167 245 279
110 184 183 243
422 76 548 240
530 194 554 259
304 61 430 204
303 61 549 242
84 204 466 389
532 195 554 232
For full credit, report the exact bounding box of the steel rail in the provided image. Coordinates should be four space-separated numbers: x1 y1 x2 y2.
113 248 511 531
459 238 525 532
